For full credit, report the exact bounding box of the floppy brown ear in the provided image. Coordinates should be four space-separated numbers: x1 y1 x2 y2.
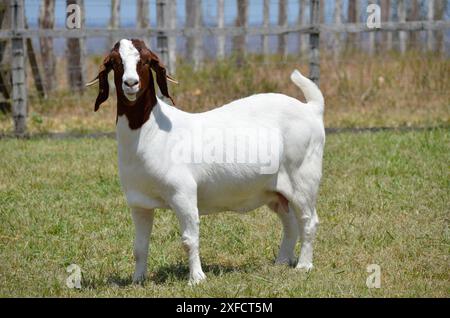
89 55 112 111
145 50 176 105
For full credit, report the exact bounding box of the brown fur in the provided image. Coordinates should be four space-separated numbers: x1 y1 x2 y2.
91 39 175 130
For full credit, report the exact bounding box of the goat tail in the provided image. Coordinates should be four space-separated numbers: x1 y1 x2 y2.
290 69 324 114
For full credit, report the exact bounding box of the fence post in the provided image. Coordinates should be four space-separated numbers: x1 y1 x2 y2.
398 0 407 54
66 0 86 92
234 0 248 65
39 0 55 92
278 0 287 57
262 0 269 56
381 0 392 51
167 0 177 74
427 0 434 51
333 0 342 59
156 0 169 71
298 0 308 54
109 0 120 47
309 0 320 85
217 0 225 59
185 0 202 70
137 0 149 46
10 0 27 136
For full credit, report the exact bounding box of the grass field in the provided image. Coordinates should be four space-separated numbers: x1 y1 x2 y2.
0 129 448 297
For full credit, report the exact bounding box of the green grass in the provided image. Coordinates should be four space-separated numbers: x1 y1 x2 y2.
0 129 448 297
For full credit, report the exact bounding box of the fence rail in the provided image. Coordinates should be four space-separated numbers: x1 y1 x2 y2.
1 0 449 136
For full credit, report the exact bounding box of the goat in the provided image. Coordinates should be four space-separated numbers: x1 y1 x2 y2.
88 39 325 285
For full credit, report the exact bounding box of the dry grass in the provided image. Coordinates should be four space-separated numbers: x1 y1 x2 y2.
0 50 448 134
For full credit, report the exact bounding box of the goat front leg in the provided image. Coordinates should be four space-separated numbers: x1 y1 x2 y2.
131 208 155 284
170 192 206 285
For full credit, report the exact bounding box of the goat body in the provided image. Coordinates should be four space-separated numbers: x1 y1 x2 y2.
91 39 325 285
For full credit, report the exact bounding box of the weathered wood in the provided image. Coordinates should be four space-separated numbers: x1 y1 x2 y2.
217 0 225 58
427 0 434 51
298 0 308 53
167 0 177 73
408 0 420 49
25 18 46 98
38 0 55 91
109 0 120 47
234 0 247 64
347 0 357 48
434 0 446 53
0 0 11 113
367 0 377 55
10 0 27 135
333 0 342 59
381 0 392 50
137 0 149 47
156 0 169 69
262 0 269 56
137 0 149 29
66 0 86 92
398 0 407 54
309 0 320 85
185 0 202 69
0 20 449 39
278 0 287 57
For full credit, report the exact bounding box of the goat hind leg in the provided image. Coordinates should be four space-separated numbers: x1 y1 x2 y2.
274 207 299 266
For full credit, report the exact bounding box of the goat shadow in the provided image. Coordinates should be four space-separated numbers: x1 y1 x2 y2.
97 263 252 288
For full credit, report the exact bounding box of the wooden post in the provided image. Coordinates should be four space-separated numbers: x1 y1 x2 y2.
347 0 357 50
398 0 407 54
185 0 202 70
137 0 149 46
25 18 46 98
381 0 392 51
278 0 287 57
217 0 225 59
333 0 342 59
435 0 446 54
368 0 376 56
408 0 419 50
262 0 269 56
39 0 55 92
156 0 169 70
109 0 120 47
0 1 12 113
167 0 177 73
10 0 27 135
298 0 308 54
427 0 434 51
309 0 320 85
234 0 247 65
66 0 86 92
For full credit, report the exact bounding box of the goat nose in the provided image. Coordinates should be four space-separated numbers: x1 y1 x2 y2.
124 79 139 87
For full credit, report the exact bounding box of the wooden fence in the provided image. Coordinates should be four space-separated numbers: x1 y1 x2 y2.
0 0 449 135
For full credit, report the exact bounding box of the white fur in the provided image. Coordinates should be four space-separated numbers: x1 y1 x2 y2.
118 69 325 285
119 39 140 101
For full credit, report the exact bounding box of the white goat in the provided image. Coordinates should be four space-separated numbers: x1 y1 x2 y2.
88 39 325 285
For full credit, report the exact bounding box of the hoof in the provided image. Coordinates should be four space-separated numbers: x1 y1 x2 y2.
188 271 207 285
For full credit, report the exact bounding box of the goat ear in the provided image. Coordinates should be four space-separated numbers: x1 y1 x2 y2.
90 55 112 112
145 50 176 105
